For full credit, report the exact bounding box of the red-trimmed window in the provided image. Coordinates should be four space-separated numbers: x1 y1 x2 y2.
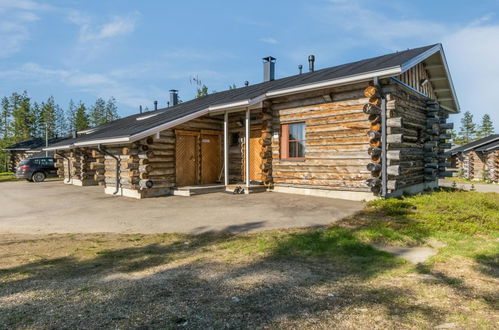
281 122 306 160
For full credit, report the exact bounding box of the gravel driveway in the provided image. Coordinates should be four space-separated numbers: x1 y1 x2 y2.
0 181 364 234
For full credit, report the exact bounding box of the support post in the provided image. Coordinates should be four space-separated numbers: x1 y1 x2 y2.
224 111 229 186
245 107 250 194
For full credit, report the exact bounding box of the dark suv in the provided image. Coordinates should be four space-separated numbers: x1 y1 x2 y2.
16 157 57 182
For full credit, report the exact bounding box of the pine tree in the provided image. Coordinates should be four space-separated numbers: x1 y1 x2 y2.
29 102 42 138
477 114 495 138
104 97 119 122
74 102 90 131
458 111 476 144
67 99 77 132
11 91 32 139
89 98 106 127
1 96 10 139
54 104 67 137
41 96 57 138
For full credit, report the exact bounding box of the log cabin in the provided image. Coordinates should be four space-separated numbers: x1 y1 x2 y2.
4 137 70 172
450 135 499 182
45 43 460 200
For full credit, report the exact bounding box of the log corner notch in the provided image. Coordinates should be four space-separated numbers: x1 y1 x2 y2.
364 82 383 195
260 104 273 187
425 100 453 181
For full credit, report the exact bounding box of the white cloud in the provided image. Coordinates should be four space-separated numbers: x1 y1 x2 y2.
315 1 447 50
0 21 30 58
0 0 52 11
259 37 278 45
443 23 499 127
69 11 139 43
2 62 151 109
0 0 49 58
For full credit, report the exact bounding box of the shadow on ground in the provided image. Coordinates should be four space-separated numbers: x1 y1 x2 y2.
0 214 454 329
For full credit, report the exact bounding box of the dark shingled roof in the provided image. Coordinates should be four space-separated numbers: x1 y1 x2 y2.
450 134 499 154
5 136 70 151
476 139 499 152
48 44 439 149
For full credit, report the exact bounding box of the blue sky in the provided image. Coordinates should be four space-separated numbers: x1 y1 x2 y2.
1 0 498 131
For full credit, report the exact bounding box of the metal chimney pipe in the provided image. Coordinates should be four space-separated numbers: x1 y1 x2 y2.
262 56 276 82
169 89 178 106
154 101 158 111
298 64 303 74
244 80 249 87
139 105 143 114
308 55 315 72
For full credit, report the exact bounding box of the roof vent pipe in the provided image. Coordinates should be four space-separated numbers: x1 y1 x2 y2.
298 64 303 74
139 105 143 114
262 56 276 82
169 89 178 106
154 100 158 111
244 80 249 87
308 55 315 72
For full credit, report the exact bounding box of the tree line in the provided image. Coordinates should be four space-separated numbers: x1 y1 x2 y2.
452 111 495 145
0 91 119 172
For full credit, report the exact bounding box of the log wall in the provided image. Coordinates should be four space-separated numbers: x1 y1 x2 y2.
269 82 372 192
382 82 453 193
8 151 31 172
457 150 499 182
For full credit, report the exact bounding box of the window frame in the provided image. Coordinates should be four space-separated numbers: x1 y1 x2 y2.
281 122 306 161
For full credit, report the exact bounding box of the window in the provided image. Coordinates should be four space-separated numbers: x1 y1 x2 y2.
281 122 306 159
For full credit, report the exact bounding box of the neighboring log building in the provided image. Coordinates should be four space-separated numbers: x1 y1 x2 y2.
4 137 70 171
450 135 499 182
45 43 460 200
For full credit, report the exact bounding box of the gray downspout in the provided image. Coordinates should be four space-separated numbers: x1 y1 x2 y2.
55 150 71 184
98 144 120 195
374 77 388 198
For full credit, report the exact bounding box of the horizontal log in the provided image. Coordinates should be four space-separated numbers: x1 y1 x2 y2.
366 162 381 172
364 85 380 98
387 180 405 191
363 103 381 115
387 117 403 128
387 134 403 143
367 130 381 141
440 123 454 130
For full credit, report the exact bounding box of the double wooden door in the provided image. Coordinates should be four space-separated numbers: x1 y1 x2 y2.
175 130 221 186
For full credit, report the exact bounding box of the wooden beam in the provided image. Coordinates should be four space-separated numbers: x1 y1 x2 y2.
245 107 250 193
224 111 229 186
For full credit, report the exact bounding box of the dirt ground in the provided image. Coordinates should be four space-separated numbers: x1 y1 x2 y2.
0 180 364 234
0 232 497 329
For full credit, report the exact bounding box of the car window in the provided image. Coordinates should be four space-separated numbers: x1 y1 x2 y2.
32 159 41 165
19 159 29 165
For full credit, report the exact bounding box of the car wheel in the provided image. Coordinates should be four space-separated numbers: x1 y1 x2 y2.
32 172 46 182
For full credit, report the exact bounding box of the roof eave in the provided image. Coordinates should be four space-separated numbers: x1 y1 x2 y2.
400 43 460 113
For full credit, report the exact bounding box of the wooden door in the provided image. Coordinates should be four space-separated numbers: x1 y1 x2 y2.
176 134 198 186
201 133 221 184
244 130 263 182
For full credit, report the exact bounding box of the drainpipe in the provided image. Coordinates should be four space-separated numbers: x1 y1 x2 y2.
55 150 71 183
374 77 388 198
98 144 120 195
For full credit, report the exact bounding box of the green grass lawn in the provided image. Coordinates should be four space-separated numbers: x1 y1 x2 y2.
445 177 497 185
0 172 20 182
1 189 497 329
